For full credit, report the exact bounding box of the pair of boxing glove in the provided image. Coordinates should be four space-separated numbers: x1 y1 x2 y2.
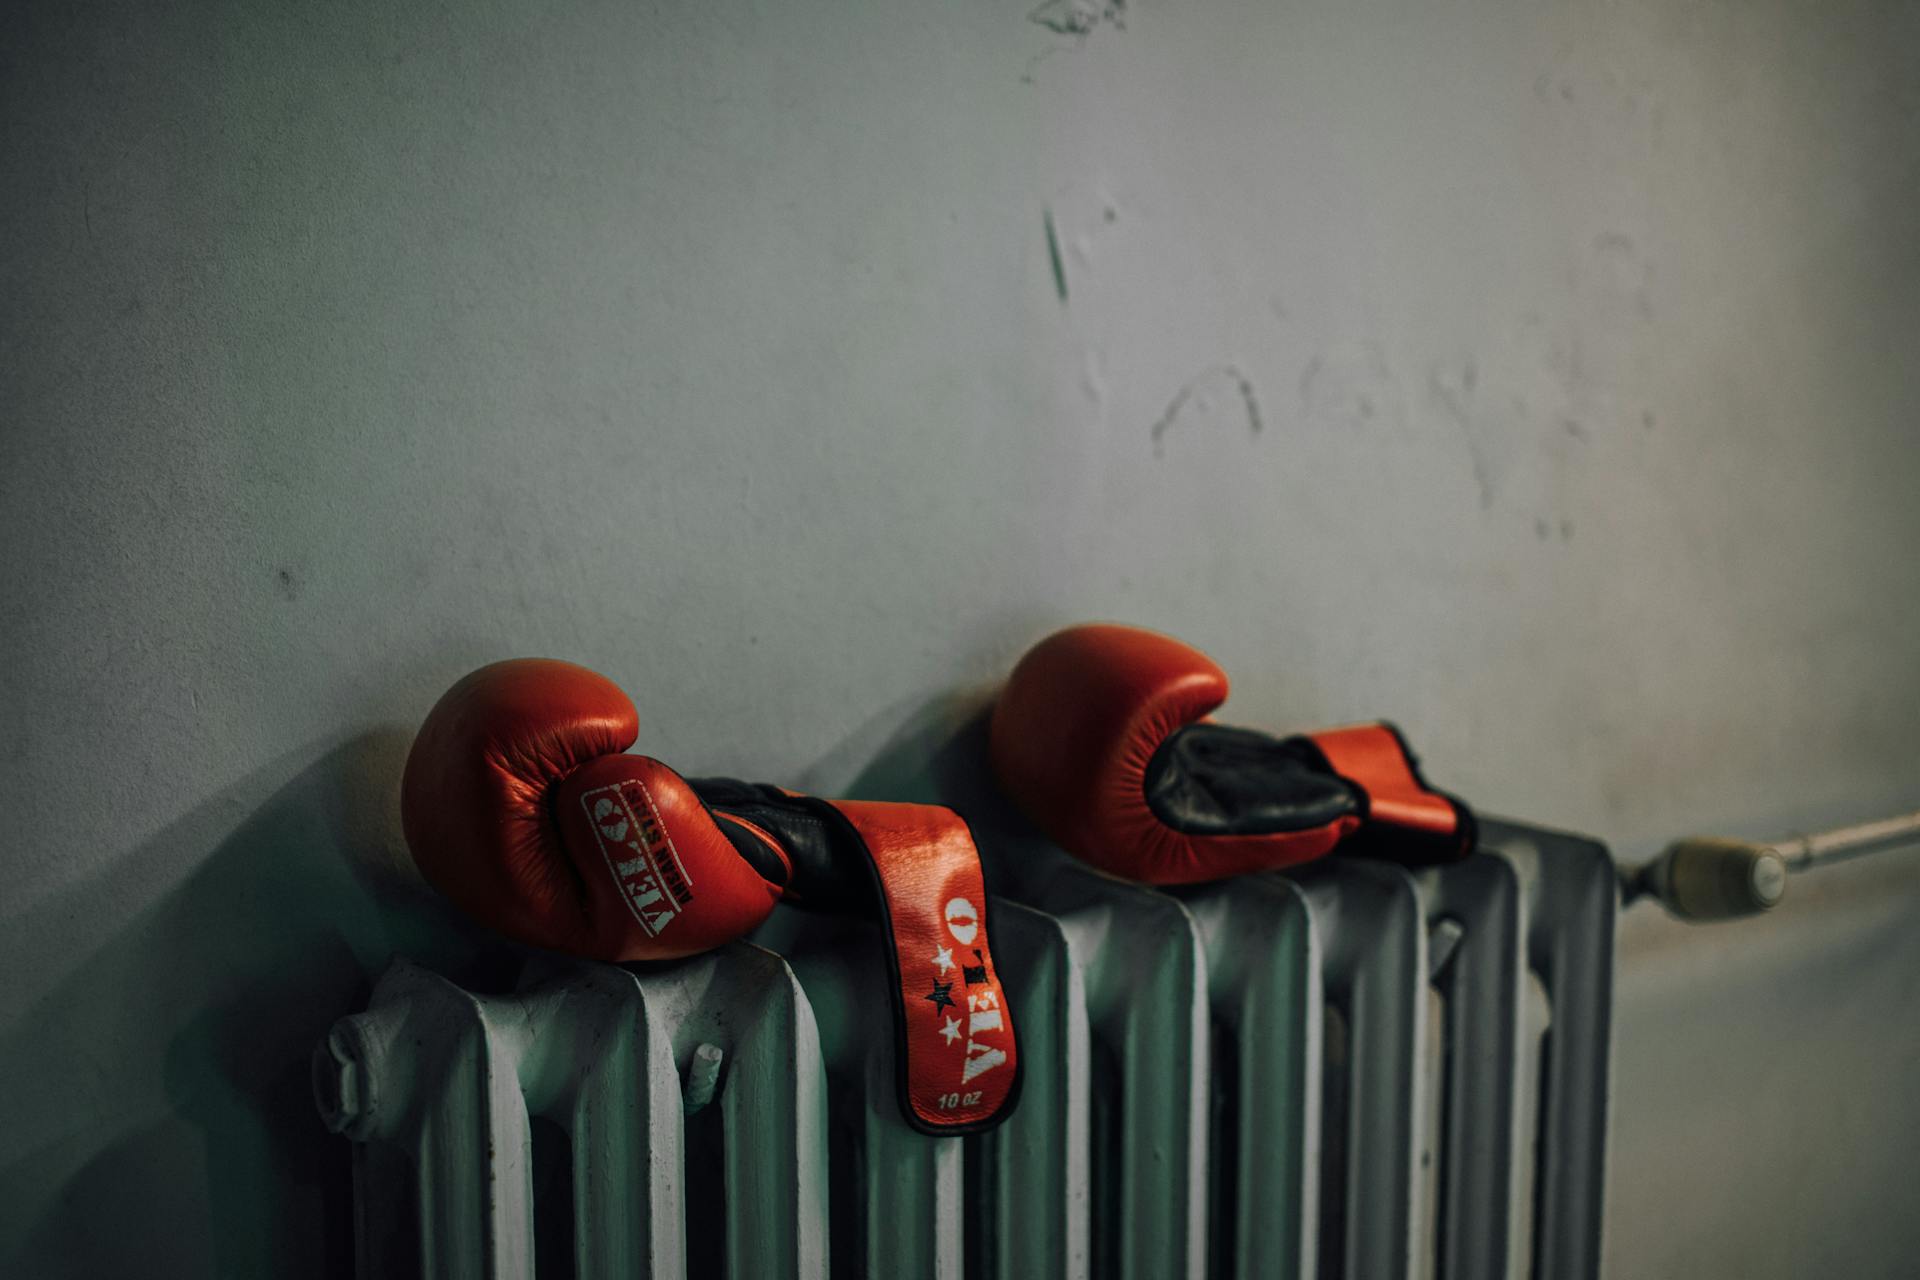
398 627 1471 1128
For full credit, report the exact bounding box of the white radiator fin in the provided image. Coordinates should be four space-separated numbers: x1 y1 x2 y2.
317 818 1613 1279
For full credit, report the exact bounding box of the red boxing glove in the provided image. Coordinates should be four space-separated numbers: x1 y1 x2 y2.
989 624 1474 885
402 659 785 961
402 659 1018 1134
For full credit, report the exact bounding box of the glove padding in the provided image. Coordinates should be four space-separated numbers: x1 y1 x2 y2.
402 658 1018 1133
990 624 1474 884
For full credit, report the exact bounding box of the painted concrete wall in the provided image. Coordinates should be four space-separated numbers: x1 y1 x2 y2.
3 0 1916 1273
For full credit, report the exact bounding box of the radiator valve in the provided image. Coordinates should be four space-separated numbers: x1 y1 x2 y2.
1626 809 1920 921
1633 837 1787 921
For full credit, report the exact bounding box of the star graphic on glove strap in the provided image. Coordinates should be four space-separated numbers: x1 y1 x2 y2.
932 945 954 974
924 979 956 1014
941 1016 961 1044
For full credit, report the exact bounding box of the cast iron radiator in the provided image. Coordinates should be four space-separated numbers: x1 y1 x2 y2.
313 818 1615 1278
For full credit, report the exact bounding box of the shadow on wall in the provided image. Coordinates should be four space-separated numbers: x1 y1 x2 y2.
0 731 503 1279
817 683 1077 888
0 687 1039 1277
813 684 1014 824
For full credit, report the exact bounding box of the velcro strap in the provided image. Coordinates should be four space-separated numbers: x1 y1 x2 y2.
825 800 1021 1134
1307 723 1475 863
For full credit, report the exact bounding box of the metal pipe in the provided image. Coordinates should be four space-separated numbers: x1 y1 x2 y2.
1760 809 1920 871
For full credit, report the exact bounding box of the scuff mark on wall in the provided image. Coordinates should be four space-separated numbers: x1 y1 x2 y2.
1043 208 1068 303
1300 342 1402 431
1534 517 1574 543
1591 229 1655 322
1428 358 1497 509
1042 194 1123 299
1080 349 1107 404
1067 213 1107 266
1019 46 1061 84
1150 364 1262 457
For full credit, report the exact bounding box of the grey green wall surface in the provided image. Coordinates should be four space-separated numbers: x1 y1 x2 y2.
4 0 1917 1274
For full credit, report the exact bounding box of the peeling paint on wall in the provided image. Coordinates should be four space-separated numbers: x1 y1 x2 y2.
1029 0 1126 37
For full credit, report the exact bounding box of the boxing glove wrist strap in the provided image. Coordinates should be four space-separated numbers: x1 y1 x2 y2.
1136 721 1473 867
822 800 1020 1134
1305 723 1475 863
693 780 1020 1134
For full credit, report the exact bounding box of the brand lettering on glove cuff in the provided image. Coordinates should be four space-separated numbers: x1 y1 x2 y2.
582 781 695 937
830 800 1019 1132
